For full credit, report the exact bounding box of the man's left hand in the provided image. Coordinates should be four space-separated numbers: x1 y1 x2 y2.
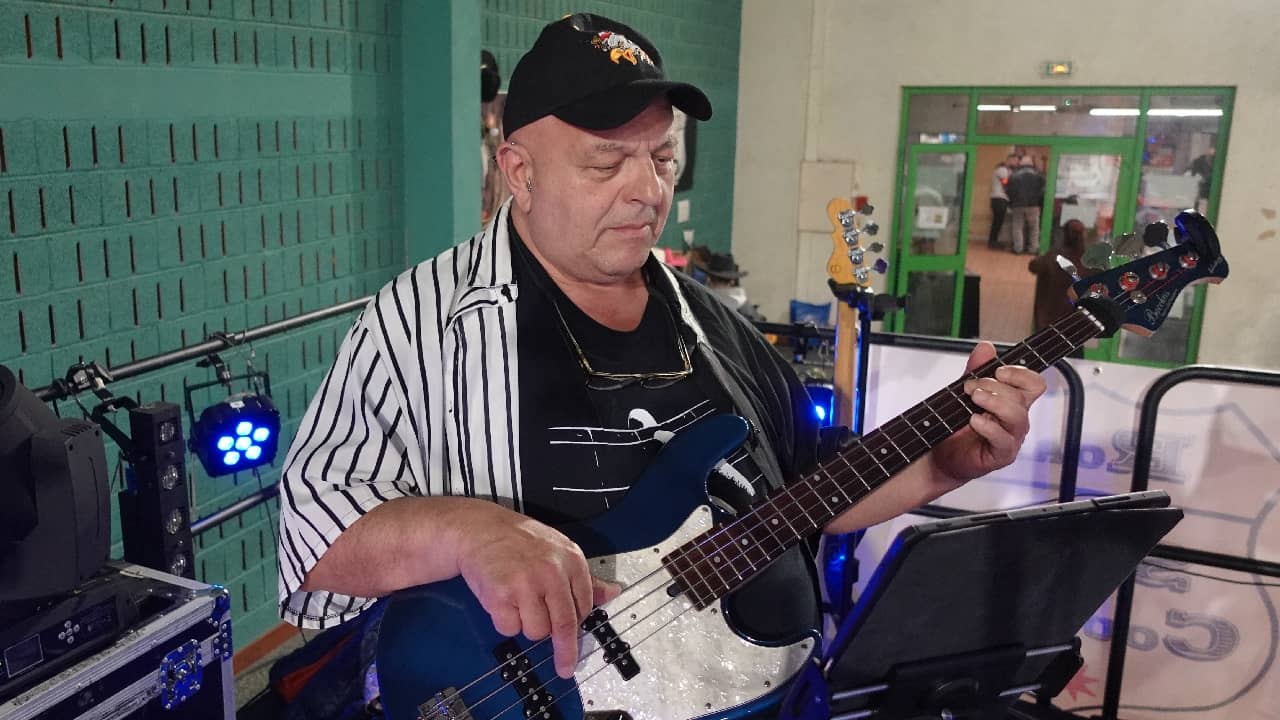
930 341 1047 482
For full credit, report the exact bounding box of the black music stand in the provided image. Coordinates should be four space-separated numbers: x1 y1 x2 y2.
779 491 1182 720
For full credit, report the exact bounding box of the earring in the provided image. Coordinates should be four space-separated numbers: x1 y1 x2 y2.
525 179 533 192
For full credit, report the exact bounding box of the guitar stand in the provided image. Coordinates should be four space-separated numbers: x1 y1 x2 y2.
779 491 1183 720
825 280 906 436
822 282 906 621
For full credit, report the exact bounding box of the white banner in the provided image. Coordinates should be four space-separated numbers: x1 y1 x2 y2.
848 345 1280 718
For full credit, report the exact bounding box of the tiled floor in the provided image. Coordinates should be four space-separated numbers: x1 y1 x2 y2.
966 239 1039 344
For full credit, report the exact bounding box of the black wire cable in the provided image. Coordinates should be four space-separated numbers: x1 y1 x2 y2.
1140 559 1280 588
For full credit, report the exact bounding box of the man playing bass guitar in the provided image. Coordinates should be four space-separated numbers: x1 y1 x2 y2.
276 12 1045 718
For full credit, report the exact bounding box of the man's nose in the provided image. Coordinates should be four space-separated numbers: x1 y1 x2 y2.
626 157 664 207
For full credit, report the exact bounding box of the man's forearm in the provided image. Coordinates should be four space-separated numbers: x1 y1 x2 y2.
299 495 483 597
822 453 963 536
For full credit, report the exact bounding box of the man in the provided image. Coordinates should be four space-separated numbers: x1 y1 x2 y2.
277 12 1045 715
1006 155 1046 255
988 153 1018 248
1188 145 1215 203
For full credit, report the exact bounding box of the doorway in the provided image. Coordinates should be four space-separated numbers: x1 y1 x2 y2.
889 88 1231 367
894 137 1131 345
966 144 1048 343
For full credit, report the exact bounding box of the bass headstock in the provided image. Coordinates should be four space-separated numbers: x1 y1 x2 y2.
826 197 887 288
1069 210 1228 337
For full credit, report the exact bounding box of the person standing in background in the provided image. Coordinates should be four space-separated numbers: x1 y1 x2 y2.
1006 155 1046 255
988 153 1018 248
1028 219 1088 333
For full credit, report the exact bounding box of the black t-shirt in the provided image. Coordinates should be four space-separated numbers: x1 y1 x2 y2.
511 236 762 525
510 227 820 643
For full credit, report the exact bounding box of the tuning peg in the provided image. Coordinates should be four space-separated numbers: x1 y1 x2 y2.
863 221 880 236
867 241 884 253
1055 255 1081 281
838 209 856 230
854 267 870 284
848 247 865 265
1143 221 1171 248
859 204 875 216
873 258 889 274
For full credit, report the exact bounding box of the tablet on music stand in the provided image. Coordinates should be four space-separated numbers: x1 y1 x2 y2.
779 491 1182 720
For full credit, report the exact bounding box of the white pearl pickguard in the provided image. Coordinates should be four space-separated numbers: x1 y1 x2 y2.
573 506 815 720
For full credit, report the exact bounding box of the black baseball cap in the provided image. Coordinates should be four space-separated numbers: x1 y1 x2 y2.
502 13 712 138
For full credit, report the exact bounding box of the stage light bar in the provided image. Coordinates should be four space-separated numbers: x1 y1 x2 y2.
976 104 1012 112
1017 104 1057 112
1089 108 1140 116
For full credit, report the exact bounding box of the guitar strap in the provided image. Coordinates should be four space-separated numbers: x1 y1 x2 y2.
697 342 788 494
654 262 787 494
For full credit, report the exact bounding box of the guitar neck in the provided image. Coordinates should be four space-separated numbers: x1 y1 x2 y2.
666 306 1108 609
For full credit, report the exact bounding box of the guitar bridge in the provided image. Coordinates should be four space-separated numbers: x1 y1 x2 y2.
417 687 473 720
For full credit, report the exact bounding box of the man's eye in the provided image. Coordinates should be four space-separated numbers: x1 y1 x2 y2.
593 164 621 173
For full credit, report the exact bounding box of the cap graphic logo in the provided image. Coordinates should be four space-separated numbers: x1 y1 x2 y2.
589 31 653 66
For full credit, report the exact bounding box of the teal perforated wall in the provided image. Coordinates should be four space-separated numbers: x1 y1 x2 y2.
0 0 408 645
482 0 742 252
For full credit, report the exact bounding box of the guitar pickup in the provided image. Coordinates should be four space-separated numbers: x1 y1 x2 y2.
582 608 640 681
492 640 562 720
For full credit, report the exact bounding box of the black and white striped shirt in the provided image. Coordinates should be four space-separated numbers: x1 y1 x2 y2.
277 201 819 629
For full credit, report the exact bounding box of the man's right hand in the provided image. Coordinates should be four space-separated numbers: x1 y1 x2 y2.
451 502 619 679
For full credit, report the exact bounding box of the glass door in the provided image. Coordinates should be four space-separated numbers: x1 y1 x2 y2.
891 146 975 336
1040 140 1134 358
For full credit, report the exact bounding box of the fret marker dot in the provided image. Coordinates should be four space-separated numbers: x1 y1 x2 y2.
923 420 932 427
713 556 721 563
880 448 888 455
741 539 749 546
831 496 839 503
771 519 780 525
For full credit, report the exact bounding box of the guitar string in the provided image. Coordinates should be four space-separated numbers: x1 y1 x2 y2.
429 256 1200 717
445 308 1112 718
423 307 1108 716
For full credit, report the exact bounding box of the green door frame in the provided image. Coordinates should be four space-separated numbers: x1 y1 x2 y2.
890 86 1234 367
891 145 976 335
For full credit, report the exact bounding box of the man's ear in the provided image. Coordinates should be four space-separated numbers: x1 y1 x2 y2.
496 139 534 213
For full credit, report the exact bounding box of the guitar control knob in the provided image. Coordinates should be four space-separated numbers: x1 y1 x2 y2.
1179 252 1200 269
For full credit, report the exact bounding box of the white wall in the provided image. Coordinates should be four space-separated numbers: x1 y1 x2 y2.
733 0 1280 370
